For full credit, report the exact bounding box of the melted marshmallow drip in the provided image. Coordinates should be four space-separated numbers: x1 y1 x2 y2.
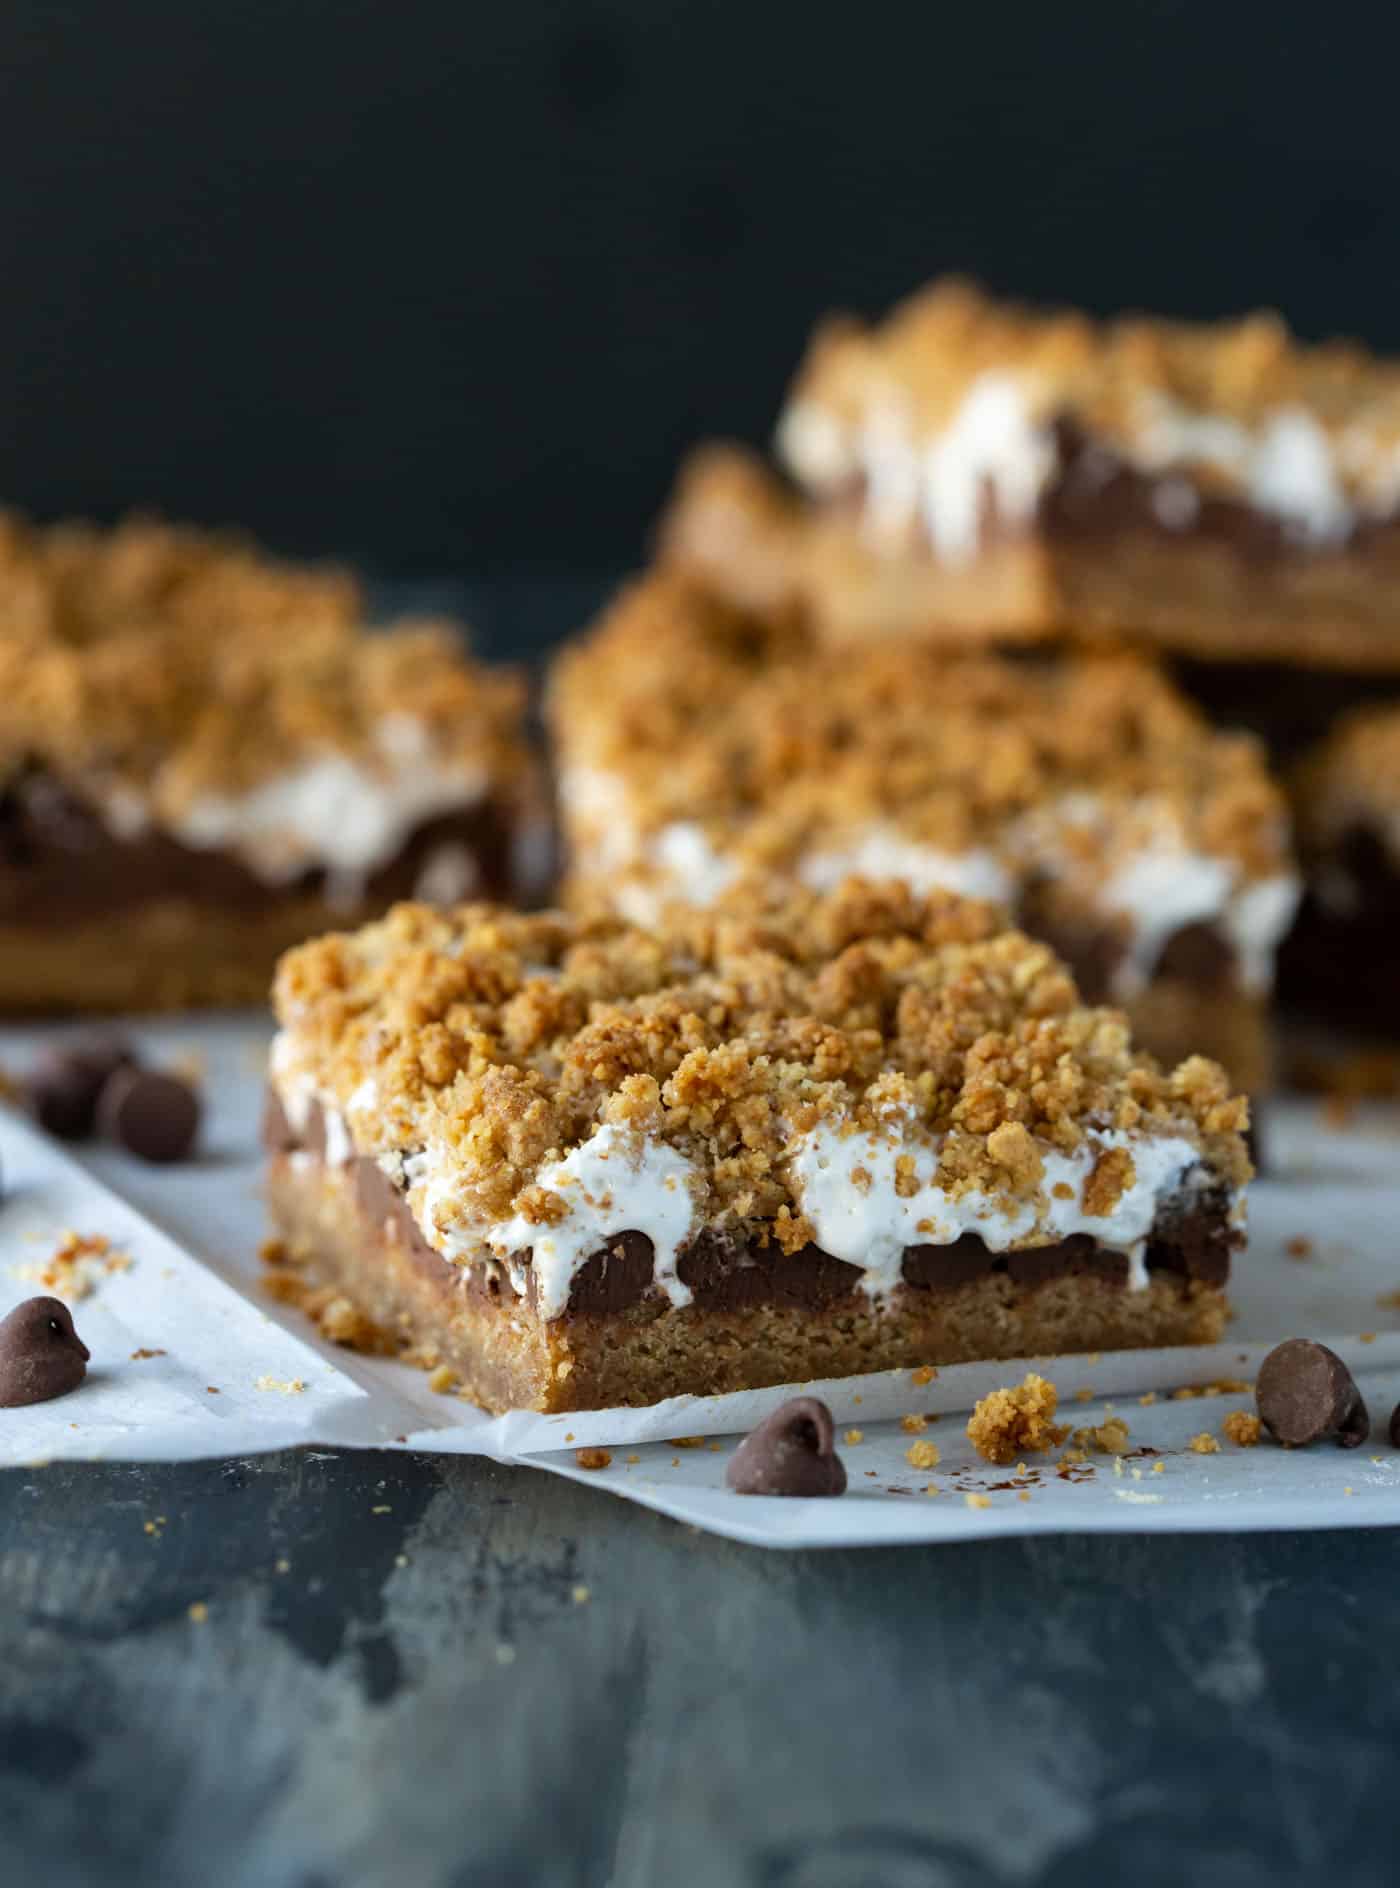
169 714 486 899
799 827 1013 904
791 1115 1211 1297
415 1123 700 1321
780 376 1400 561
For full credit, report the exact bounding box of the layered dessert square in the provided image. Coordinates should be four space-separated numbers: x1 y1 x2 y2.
672 279 1400 668
551 575 1298 1092
1280 704 1400 1029
0 513 533 1010
264 884 1251 1413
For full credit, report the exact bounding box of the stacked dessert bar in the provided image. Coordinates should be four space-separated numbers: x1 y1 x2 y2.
662 276 1400 1049
0 512 534 1008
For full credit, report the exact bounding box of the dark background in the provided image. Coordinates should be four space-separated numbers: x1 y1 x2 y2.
1 1 1396 578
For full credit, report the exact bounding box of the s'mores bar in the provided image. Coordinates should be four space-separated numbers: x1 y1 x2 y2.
0 513 532 1010
551 576 1298 1092
1280 704 1400 1028
713 277 1400 667
264 885 1250 1413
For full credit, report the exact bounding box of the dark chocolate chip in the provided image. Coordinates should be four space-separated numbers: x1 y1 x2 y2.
725 1396 847 1497
98 1067 200 1164
0 1296 90 1407
1256 1339 1369 1449
25 1035 136 1140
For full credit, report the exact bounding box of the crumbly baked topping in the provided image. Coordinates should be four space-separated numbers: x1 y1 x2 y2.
1292 701 1400 850
782 276 1400 495
0 512 527 810
272 881 1250 1246
967 1373 1068 1464
551 572 1289 880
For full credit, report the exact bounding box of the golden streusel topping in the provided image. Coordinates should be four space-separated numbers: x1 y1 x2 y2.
0 511 527 808
782 277 1400 492
550 572 1289 880
272 882 1249 1245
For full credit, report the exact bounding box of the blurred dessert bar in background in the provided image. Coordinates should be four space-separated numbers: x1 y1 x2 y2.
550 574 1299 1093
1280 702 1400 1030
668 279 1400 670
0 513 534 1010
263 884 1250 1412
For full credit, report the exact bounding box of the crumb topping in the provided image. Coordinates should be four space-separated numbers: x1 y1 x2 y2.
782 276 1400 498
272 882 1250 1252
967 1373 1069 1464
0 511 526 812
552 572 1290 882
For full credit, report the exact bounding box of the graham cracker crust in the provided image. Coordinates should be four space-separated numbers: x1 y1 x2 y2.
266 1154 1230 1416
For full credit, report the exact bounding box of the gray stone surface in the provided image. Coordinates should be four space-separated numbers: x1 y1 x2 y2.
1 1449 1394 1887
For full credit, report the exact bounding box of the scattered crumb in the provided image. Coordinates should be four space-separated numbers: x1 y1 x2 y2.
967 1373 1068 1465
1171 1378 1251 1401
564 1432 574 1443
187 1602 208 1624
1359 1332 1377 1344
1070 1417 1131 1456
255 1376 306 1394
1017 1490 1031 1503
906 1440 940 1470
1084 1353 1101 1364
572 1585 591 1605
1222 1411 1262 1448
1286 1236 1314 1261
964 1493 992 1511
1059 1446 1088 1466
1138 1392 1158 1406
371 1504 391 1515
911 1365 938 1386
900 1413 929 1434
1188 1432 1221 1455
575 1448 611 1470
1345 1486 1355 1497
427 1365 458 1394
707 1442 721 1453
1152 1461 1165 1474
17 1230 132 1301
922 1483 940 1496
130 1348 167 1361
395 1554 408 1569
206 1387 220 1395
669 1457 679 1468
1377 1289 1400 1310
258 1237 288 1266
1073 1388 1095 1403
625 1453 641 1465
670 1436 705 1449
843 1428 865 1446
275 1558 291 1574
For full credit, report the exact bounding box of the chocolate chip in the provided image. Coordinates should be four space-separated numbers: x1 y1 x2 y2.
98 1067 200 1164
0 1296 90 1407
26 1035 136 1140
1256 1339 1369 1449
725 1396 847 1496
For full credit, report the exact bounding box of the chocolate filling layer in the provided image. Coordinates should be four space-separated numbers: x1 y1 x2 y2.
0 769 515 922
826 416 1396 562
266 1093 1236 1320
